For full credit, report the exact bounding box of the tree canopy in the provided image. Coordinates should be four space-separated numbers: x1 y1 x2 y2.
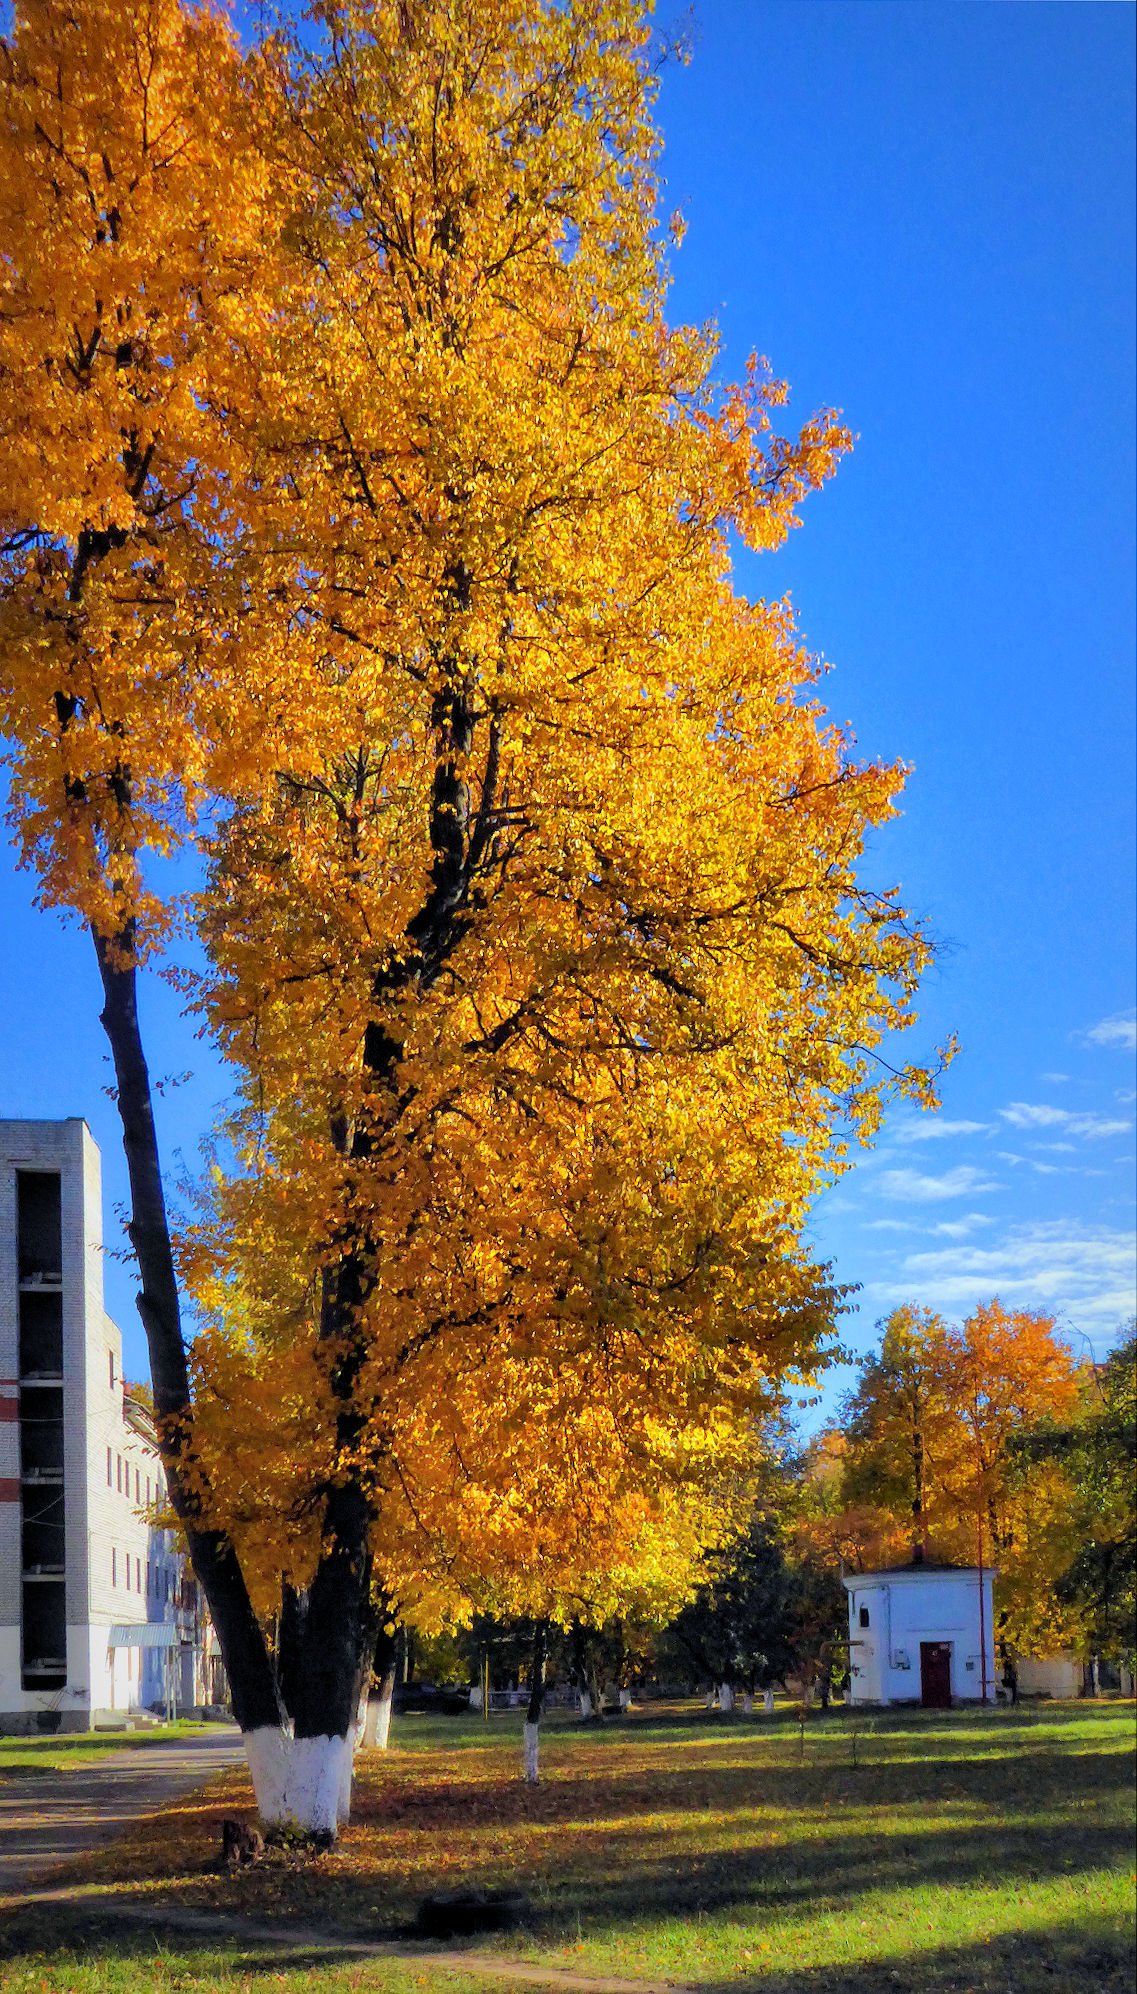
1 0 940 1827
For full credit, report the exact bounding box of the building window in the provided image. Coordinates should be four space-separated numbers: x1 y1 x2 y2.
859 1605 871 1629
116 1455 122 1493
111 1547 117 1587
107 1446 113 1487
135 1555 141 1592
135 1467 141 1504
125 1554 131 1591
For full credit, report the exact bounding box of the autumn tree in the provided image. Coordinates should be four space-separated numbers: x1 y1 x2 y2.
2 0 939 1832
660 1460 847 1705
833 1300 1082 1656
0 0 293 1757
841 1306 956 1559
1021 1328 1136 1667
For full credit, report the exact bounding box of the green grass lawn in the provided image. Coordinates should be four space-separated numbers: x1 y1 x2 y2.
0 1718 213 1775
0 1700 1132 1992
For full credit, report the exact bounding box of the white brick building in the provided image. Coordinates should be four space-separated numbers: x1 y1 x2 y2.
1 1119 218 1732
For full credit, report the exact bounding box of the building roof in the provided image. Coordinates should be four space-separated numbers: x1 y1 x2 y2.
842 1559 997 1588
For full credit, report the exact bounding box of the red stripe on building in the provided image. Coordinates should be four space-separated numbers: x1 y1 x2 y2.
0 1477 20 1502
0 1396 18 1423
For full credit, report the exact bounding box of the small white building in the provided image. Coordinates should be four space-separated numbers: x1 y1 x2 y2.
843 1559 997 1708
1 1120 217 1732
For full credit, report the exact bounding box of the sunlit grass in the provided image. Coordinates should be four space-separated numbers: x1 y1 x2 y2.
2 1701 1133 1990
0 1720 213 1776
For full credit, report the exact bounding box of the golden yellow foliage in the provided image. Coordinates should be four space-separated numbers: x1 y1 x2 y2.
1 0 942 1659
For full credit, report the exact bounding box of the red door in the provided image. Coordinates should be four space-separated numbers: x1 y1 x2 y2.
920 1641 952 1708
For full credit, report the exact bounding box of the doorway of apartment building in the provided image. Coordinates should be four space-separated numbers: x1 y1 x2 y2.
920 1641 952 1708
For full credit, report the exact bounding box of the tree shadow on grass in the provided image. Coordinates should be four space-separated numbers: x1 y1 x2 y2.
0 1905 1131 1994
15 1742 1127 1950
694 1917 1135 1993
346 1745 1133 1835
524 1812 1133 1931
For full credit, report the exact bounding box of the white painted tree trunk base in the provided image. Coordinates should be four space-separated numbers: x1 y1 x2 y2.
762 1689 775 1715
363 1691 393 1750
741 1693 754 1714
618 1688 631 1710
719 1683 734 1712
244 1728 353 1838
578 1690 593 1719
523 1721 540 1782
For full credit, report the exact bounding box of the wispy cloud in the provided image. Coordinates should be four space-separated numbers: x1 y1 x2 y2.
1000 1102 1133 1140
997 1150 1062 1175
1086 1010 1137 1051
927 1214 997 1240
1041 1072 1071 1085
892 1118 991 1144
864 1220 1137 1337
865 1210 994 1238
877 1165 1001 1203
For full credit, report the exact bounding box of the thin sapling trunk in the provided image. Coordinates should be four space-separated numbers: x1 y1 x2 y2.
523 1621 548 1783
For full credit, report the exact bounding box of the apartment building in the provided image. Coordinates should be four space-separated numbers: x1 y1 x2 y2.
0 1119 218 1732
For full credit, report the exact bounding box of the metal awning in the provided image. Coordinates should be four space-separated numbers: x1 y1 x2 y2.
107 1623 180 1649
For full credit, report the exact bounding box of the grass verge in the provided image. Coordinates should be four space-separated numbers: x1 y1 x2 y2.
0 1719 214 1776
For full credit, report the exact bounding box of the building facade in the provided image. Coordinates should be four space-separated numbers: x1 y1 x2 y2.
1 1119 217 1732
843 1561 997 1707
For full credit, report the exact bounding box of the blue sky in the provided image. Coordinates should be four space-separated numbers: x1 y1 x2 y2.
2 1 1134 1404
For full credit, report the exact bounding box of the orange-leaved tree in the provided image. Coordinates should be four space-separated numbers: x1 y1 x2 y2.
832 1301 1081 1655
0 0 295 1746
2 0 941 1832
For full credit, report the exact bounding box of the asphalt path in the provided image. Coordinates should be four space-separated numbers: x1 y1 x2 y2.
0 1728 244 1894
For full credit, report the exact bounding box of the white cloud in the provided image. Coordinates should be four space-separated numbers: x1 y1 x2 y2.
865 1210 994 1238
1086 1010 1137 1051
864 1219 1137 1336
892 1118 991 1144
877 1165 1002 1203
997 1150 1062 1175
1000 1103 1069 1128
1000 1102 1133 1140
1041 1072 1071 1085
927 1214 997 1240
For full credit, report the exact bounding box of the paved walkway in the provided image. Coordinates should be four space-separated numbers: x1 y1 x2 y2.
0 1728 244 1892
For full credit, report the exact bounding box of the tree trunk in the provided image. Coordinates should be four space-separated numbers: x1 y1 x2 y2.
363 1622 399 1750
523 1621 548 1783
94 933 284 1747
277 1583 307 1725
95 932 389 1836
